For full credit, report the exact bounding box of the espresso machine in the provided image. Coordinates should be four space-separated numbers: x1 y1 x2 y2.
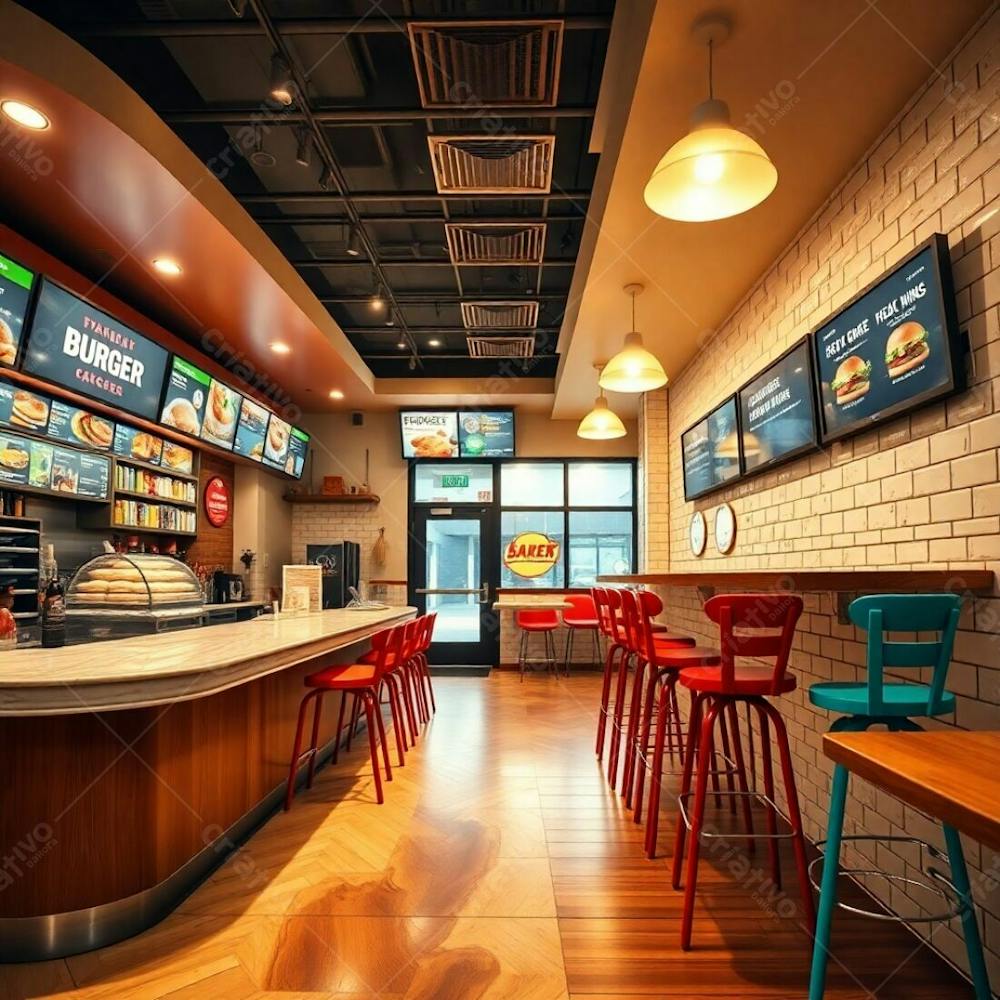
212 570 245 604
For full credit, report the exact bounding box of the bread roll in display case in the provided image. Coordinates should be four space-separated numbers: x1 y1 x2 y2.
66 554 205 639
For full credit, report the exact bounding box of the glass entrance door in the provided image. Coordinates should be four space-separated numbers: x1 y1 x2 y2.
410 506 498 666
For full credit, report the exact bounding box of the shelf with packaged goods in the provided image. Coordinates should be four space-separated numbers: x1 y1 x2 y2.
113 488 198 509
114 455 199 483
79 496 198 538
109 522 198 539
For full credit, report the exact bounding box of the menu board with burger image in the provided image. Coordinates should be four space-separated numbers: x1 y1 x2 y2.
681 396 741 501
113 424 164 466
813 235 962 443
0 430 108 499
200 378 241 450
263 414 291 469
400 411 459 458
161 440 194 476
0 380 50 434
0 251 34 368
286 427 309 478
0 430 31 487
160 355 210 438
46 399 114 452
50 446 110 499
738 339 818 475
233 396 269 462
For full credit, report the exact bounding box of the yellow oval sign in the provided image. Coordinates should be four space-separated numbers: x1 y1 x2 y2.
504 531 560 579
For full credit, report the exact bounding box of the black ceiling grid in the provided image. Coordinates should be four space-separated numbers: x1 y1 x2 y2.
25 1 616 381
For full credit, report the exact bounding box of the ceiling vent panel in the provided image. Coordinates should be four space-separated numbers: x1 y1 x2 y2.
461 300 539 329
467 334 536 358
446 222 546 265
408 20 564 108
428 136 554 194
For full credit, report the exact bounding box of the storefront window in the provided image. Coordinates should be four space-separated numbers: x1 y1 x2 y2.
501 510 565 589
413 464 494 503
568 510 633 587
568 462 633 506
500 462 564 506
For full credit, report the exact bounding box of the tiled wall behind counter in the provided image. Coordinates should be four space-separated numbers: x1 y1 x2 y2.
638 7 1000 985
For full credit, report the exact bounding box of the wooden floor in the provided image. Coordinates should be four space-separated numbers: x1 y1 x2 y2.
1 673 973 999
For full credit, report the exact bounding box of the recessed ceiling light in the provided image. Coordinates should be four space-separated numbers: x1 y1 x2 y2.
151 257 182 276
329 389 344 399
397 340 406 349
270 342 291 354
1 99 49 130
428 338 441 347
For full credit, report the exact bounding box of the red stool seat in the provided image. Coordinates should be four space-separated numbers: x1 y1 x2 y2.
650 621 671 633
519 619 559 632
305 663 379 687
655 645 721 667
652 632 697 649
564 615 598 628
681 664 797 696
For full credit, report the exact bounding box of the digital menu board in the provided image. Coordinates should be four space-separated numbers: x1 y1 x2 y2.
113 424 163 466
160 355 210 437
46 399 114 451
233 396 269 462
813 235 962 443
199 378 241 450
263 415 291 469
400 411 459 459
458 410 515 457
161 441 194 475
0 380 49 433
24 279 168 420
681 396 740 501
738 339 818 475
286 427 309 478
0 429 108 499
0 251 34 368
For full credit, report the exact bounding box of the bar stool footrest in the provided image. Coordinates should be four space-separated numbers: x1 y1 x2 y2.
677 789 798 840
808 835 966 923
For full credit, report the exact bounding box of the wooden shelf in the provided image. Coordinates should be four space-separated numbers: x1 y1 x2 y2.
115 455 198 482
111 523 198 538
115 488 197 509
283 492 380 505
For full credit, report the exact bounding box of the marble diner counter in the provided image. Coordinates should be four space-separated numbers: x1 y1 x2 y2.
0 605 416 716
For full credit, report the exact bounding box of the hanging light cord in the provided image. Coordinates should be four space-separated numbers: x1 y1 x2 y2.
708 38 714 100
631 288 637 333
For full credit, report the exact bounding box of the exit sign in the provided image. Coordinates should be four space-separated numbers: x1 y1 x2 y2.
441 474 469 488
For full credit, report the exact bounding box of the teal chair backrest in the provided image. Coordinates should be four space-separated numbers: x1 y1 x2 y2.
847 594 962 716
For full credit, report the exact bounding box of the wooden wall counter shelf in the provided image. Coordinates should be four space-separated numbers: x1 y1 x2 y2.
0 605 416 962
283 491 380 504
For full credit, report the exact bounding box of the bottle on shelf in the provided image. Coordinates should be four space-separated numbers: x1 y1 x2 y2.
39 543 65 649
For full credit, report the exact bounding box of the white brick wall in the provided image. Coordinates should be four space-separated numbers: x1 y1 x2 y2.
639 8 1000 983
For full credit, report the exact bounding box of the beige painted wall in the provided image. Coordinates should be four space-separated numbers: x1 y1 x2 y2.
233 465 292 600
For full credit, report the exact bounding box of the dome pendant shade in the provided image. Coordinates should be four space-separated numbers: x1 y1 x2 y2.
577 394 627 440
644 98 777 222
599 331 668 394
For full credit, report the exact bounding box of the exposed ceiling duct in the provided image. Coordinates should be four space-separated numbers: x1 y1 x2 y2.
461 300 539 329
467 333 536 358
445 222 546 265
428 136 555 194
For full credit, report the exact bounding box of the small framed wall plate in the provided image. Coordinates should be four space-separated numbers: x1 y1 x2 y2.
714 502 737 554
689 510 707 557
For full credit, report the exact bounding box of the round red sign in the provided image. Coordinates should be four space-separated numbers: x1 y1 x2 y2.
203 476 230 528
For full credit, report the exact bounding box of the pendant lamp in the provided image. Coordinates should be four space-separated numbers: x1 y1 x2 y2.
599 284 668 394
644 15 777 223
578 364 627 440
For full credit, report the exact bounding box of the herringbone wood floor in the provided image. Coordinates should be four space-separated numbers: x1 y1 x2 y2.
1 673 972 998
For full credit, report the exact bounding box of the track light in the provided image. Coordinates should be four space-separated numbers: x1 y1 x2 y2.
408 356 417 371
346 228 362 257
268 53 294 106
319 166 335 191
295 128 312 167
369 283 387 312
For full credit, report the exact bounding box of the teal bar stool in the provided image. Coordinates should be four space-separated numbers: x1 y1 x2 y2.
807 594 991 1000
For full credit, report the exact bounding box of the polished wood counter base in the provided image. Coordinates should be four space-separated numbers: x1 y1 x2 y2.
599 569 995 592
0 608 416 960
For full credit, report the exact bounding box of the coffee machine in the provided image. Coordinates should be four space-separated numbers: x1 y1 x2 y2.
212 570 245 604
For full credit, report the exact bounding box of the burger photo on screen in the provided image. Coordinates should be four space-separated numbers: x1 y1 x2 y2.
830 355 871 405
884 321 930 378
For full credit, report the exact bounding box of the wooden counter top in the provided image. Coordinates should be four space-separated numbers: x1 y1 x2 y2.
598 569 995 592
0 605 416 716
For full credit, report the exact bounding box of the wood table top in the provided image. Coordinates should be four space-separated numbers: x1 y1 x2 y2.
0 605 416 717
493 598 572 611
823 731 1000 852
598 569 995 593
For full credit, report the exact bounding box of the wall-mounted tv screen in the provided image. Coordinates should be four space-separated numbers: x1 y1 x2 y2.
160 355 211 437
681 396 740 501
0 251 34 368
24 279 168 420
812 234 963 443
458 409 515 457
233 396 269 462
286 427 310 478
45 398 114 452
738 338 818 475
262 414 291 470
400 410 458 459
199 377 241 450
113 424 163 466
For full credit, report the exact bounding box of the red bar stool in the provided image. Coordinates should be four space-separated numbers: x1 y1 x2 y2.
514 608 560 680
607 589 693 791
619 589 696 806
284 623 403 810
671 593 816 950
593 587 627 760
561 593 601 676
414 611 437 716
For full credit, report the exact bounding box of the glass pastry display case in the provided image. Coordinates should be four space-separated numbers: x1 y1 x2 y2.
66 554 204 639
